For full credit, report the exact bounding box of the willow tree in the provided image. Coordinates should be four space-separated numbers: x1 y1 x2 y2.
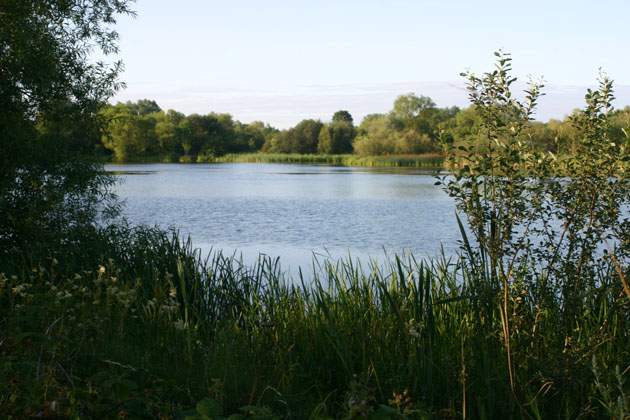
0 1 135 257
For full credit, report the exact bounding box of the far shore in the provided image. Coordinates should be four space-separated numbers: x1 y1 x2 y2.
104 152 446 168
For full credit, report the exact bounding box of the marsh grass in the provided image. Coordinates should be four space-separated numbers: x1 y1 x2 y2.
1 225 628 419
197 153 444 168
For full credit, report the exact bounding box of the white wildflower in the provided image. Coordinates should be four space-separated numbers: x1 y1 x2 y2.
407 318 421 339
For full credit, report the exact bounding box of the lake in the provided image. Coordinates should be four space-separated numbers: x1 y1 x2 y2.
106 163 461 275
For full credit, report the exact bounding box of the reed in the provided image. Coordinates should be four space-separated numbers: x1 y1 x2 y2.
1 225 627 419
197 153 445 168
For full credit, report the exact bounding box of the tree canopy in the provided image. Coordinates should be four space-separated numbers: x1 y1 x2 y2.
332 110 354 126
0 0 135 255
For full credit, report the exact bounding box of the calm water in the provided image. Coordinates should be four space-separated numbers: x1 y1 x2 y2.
106 163 461 274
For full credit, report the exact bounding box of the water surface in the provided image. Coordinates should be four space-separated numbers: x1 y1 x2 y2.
107 163 460 274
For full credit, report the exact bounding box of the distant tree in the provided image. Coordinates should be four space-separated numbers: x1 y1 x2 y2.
166 109 186 125
393 130 440 154
274 120 321 154
264 120 323 154
610 106 630 142
391 93 437 134
154 111 181 154
125 99 162 116
452 106 483 141
331 122 356 153
354 110 442 155
332 110 354 126
353 114 396 155
185 114 229 157
358 114 386 134
264 131 289 153
523 121 557 152
434 106 461 128
100 104 157 160
183 114 208 156
247 121 278 151
243 121 278 152
317 122 355 154
317 124 333 154
179 118 195 155
213 113 236 154
233 122 256 152
292 119 324 154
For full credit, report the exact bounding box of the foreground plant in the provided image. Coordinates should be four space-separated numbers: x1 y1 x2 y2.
440 50 630 417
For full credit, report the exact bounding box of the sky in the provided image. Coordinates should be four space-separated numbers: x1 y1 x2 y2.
108 0 630 128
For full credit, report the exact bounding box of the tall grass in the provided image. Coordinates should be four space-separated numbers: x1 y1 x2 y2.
1 225 627 418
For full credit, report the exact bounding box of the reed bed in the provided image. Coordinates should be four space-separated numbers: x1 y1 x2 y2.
106 153 445 167
200 153 445 168
1 225 628 419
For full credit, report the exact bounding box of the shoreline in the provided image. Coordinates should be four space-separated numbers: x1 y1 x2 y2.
104 152 446 168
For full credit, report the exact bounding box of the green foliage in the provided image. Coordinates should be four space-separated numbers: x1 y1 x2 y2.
100 101 278 161
100 103 158 160
318 122 356 154
354 114 442 156
0 0 133 257
125 98 162 116
441 50 547 275
390 94 458 139
354 115 397 155
440 50 630 417
333 110 355 126
391 94 437 134
4 227 626 418
592 357 630 419
266 119 324 154
95 89 630 162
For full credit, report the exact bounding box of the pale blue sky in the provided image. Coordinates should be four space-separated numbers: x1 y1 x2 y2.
110 0 630 128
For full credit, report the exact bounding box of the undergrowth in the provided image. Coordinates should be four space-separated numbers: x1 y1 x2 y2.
1 224 628 419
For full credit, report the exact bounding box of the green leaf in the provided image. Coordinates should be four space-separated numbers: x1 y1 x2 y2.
197 398 223 418
239 405 265 414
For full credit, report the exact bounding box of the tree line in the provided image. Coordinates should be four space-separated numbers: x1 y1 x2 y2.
98 94 630 162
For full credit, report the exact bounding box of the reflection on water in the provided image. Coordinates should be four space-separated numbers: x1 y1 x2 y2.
106 163 460 275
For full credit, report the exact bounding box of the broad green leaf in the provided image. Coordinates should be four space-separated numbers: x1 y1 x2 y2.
197 397 223 418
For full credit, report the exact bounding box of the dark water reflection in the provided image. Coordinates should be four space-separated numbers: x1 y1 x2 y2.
106 163 461 274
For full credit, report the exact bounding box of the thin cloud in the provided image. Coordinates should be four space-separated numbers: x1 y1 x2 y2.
112 81 630 129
